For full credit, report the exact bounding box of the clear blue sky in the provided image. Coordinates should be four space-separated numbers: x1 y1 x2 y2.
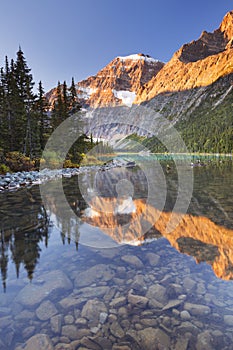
0 0 231 92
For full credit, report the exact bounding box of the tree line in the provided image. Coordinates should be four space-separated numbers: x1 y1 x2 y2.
0 47 90 172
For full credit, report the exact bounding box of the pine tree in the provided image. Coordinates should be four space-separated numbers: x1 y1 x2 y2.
0 68 7 151
62 80 70 119
35 81 50 152
51 81 64 129
14 47 36 156
68 77 81 114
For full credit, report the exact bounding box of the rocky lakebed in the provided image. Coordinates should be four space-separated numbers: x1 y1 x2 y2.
1 238 233 350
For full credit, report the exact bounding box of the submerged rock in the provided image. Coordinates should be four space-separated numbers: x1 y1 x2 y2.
184 302 211 316
15 270 72 307
121 255 143 269
136 327 171 350
146 284 167 305
36 300 58 321
74 264 114 288
128 290 149 308
81 299 107 325
22 334 54 350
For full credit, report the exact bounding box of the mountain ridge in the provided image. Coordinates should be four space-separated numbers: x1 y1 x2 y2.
46 11 233 109
45 11 233 153
135 11 233 103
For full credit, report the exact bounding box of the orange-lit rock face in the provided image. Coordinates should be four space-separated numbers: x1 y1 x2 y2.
46 12 233 110
135 11 233 103
83 196 233 280
46 54 164 108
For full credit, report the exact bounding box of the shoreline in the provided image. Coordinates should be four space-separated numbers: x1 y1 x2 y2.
0 153 232 193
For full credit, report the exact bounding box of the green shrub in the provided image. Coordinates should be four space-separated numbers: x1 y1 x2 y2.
0 164 10 175
5 152 34 172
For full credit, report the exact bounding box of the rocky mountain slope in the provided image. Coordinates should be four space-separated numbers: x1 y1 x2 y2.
46 11 233 152
135 11 233 103
47 54 164 108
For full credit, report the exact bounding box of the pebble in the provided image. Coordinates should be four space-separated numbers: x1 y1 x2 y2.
180 310 191 321
224 315 233 326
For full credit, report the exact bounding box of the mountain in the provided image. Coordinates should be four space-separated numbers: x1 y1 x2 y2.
47 54 164 108
135 11 233 103
46 11 233 153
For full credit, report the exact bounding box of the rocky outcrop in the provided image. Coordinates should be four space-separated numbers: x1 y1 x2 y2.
136 11 233 103
47 54 164 108
45 11 233 147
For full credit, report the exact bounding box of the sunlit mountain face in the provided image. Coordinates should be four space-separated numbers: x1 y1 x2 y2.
82 195 233 281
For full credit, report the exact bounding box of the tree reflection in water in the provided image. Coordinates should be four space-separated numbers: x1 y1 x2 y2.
0 157 232 289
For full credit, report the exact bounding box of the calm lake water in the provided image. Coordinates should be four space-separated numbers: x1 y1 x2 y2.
0 155 232 350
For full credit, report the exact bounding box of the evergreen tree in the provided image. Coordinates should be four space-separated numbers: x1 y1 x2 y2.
35 81 50 152
14 47 36 156
68 77 81 114
51 81 64 129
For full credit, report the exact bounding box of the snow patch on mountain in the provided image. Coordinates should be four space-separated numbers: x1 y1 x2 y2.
117 54 159 64
77 86 97 99
113 90 136 107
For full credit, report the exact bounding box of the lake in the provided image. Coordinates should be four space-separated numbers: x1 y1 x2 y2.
0 155 232 350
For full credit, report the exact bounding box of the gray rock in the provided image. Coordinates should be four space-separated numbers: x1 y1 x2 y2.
90 326 100 334
15 310 35 321
177 321 199 334
162 299 183 311
36 300 58 321
131 274 147 292
61 325 78 340
94 337 112 349
110 321 124 338
15 270 72 307
80 337 102 350
140 318 158 326
59 295 86 309
224 315 233 326
54 344 75 350
75 317 87 326
145 252 160 266
184 302 211 316
196 331 214 350
183 277 196 291
74 264 114 288
148 299 163 309
121 255 143 269
22 334 54 350
22 326 36 339
128 291 148 308
50 314 62 334
175 337 189 350
99 312 108 324
137 327 170 350
110 296 127 308
0 316 12 328
180 310 191 320
146 284 167 305
64 315 74 324
81 300 107 325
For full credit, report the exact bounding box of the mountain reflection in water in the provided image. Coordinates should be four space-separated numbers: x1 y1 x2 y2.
0 156 232 289
82 195 233 280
